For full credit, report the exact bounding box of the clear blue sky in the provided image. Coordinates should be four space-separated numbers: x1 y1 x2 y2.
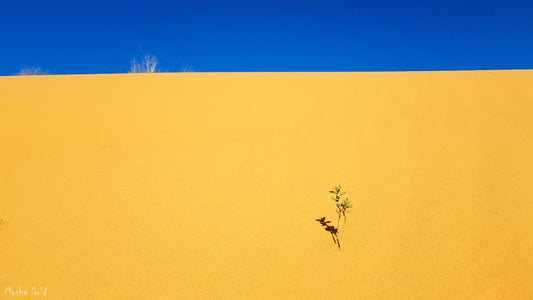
1 0 532 75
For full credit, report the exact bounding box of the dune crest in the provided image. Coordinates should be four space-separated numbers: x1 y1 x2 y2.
1 71 532 298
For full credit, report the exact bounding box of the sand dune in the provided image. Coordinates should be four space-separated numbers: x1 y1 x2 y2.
1 71 532 298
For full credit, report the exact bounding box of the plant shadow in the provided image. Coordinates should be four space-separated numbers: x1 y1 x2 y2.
315 217 340 248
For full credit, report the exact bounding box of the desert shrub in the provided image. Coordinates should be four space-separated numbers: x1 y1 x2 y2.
17 66 48 75
180 63 195 72
130 55 158 73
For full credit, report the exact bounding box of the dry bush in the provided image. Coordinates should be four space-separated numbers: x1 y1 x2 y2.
130 55 158 73
17 66 49 75
181 63 195 72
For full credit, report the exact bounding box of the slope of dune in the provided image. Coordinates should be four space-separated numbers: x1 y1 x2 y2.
1 71 532 299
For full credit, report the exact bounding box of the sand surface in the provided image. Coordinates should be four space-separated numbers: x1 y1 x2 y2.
1 71 532 298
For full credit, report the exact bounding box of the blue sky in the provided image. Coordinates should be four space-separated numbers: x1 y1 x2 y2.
1 0 532 75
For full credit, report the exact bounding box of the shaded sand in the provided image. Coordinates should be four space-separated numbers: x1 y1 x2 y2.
1 71 532 298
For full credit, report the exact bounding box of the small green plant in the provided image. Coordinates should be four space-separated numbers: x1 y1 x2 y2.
329 185 353 250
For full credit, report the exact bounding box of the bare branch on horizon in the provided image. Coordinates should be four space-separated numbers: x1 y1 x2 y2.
16 66 49 76
129 55 158 73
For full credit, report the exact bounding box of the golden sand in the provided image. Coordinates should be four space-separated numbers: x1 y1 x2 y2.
1 71 532 298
